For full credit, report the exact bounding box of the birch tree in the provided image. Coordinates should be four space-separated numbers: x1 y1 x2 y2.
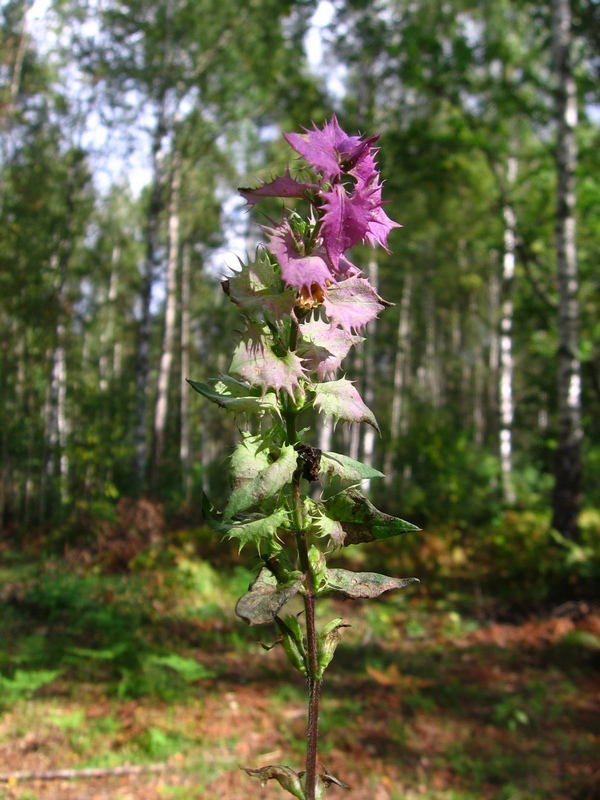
550 0 583 538
151 146 181 486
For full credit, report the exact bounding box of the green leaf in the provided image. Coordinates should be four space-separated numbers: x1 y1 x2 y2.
321 487 420 545
320 451 384 482
200 492 233 534
235 567 305 625
224 248 296 321
311 508 346 548
227 508 290 553
225 441 297 521
316 618 348 679
312 378 379 430
187 376 280 418
275 615 308 676
323 569 419 599
229 432 271 483
308 543 327 591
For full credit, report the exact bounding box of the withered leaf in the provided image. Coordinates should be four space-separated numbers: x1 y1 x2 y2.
235 567 305 626
324 568 419 599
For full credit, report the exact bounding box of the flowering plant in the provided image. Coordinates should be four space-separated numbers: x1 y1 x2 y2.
191 116 419 800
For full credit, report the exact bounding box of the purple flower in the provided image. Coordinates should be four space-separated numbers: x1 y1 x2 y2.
239 116 400 328
283 114 380 183
262 217 358 298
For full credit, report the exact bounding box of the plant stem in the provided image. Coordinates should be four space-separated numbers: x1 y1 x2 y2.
287 313 321 800
296 530 321 800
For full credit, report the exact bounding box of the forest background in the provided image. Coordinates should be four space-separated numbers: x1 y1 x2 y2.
0 0 599 798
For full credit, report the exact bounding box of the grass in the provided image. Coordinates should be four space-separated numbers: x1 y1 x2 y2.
0 521 599 799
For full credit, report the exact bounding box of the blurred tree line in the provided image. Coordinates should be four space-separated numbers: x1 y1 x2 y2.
0 0 598 543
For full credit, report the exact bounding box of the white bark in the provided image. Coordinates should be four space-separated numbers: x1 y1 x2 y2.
384 272 412 484
551 0 582 537
348 344 362 462
180 242 192 504
418 281 440 407
152 147 181 482
99 244 120 393
499 156 518 505
317 416 333 453
134 108 167 489
42 253 70 513
0 2 31 215
54 328 69 505
361 258 378 493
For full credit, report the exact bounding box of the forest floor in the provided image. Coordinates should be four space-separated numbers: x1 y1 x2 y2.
0 531 599 800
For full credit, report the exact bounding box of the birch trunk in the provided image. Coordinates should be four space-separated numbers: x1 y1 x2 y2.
133 108 167 490
41 242 71 517
361 258 378 492
471 293 485 448
348 344 362 462
41 328 69 516
99 244 120 394
53 323 69 506
499 156 518 505
152 147 181 486
180 242 192 504
0 1 29 215
551 0 582 538
384 272 412 484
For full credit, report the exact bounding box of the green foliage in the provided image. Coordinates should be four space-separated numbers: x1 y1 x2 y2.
0 668 61 709
472 511 600 606
381 412 502 526
0 558 233 704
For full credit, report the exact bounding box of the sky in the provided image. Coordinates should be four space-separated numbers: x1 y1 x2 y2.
19 0 343 285
24 0 339 200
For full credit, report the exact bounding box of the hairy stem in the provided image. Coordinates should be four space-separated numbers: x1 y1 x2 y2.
296 529 321 800
286 312 321 800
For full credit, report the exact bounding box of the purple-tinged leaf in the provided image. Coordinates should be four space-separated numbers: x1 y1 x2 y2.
263 219 333 294
313 378 379 430
239 169 314 206
299 319 362 379
322 276 385 333
231 328 306 397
